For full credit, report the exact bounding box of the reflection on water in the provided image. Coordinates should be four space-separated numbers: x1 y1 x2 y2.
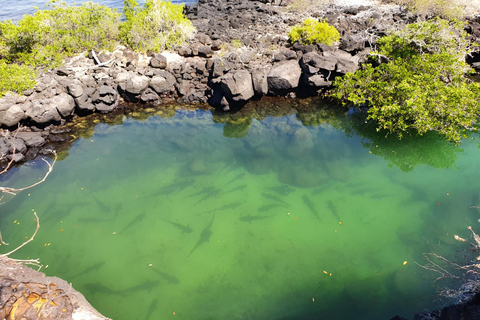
1 99 479 320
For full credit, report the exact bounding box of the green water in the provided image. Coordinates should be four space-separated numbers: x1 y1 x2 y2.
1 104 480 320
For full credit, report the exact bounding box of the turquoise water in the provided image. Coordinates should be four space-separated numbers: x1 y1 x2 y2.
1 103 479 319
0 0 195 22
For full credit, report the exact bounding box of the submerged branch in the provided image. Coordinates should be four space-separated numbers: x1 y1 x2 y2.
2 211 40 257
0 152 57 197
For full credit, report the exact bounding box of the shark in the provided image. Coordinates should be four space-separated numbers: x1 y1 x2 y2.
225 172 246 185
194 188 221 205
148 179 195 197
121 211 147 233
145 299 159 320
220 184 247 196
239 214 273 224
302 195 321 221
207 201 243 214
69 262 105 279
261 193 289 206
326 200 341 222
188 215 215 257
91 195 111 214
268 185 295 196
125 280 160 293
152 269 180 284
258 203 286 212
163 219 193 233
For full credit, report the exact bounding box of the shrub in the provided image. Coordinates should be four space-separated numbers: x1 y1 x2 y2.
332 19 480 144
0 60 36 98
0 1 120 69
288 18 340 46
119 0 196 52
384 0 478 20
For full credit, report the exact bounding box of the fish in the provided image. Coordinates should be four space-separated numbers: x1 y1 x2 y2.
148 179 195 197
226 172 245 185
70 262 105 279
218 160 237 174
311 183 331 195
163 219 193 233
121 211 147 233
126 280 160 293
91 195 111 213
258 203 286 212
220 184 247 196
84 283 125 296
146 299 159 320
302 195 321 221
185 186 212 198
194 188 221 205
239 215 273 224
188 215 215 257
152 269 180 284
268 185 295 196
326 200 341 222
207 202 243 214
261 193 289 206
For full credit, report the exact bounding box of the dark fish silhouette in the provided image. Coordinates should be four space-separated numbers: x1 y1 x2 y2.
194 188 221 205
226 172 245 185
239 215 273 224
70 262 105 279
258 203 286 212
91 195 111 213
207 202 243 214
163 219 193 233
188 215 215 257
148 179 195 197
268 185 295 196
220 184 247 196
126 280 160 293
218 161 238 174
121 211 147 233
302 195 321 220
327 200 341 222
311 183 332 195
152 269 180 284
146 299 159 320
185 186 212 198
262 193 289 206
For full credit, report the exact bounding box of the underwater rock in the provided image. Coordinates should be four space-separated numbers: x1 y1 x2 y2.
285 127 314 158
223 119 252 138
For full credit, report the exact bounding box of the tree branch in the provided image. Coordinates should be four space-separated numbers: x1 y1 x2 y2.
2 211 40 257
0 152 57 196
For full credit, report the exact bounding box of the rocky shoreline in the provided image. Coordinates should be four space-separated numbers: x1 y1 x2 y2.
0 0 478 170
0 1 480 319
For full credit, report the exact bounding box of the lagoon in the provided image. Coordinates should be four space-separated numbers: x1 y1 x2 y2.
1 101 478 319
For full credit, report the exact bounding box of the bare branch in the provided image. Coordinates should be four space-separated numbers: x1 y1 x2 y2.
0 152 57 196
0 231 9 246
2 211 40 257
467 226 480 248
0 127 20 175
